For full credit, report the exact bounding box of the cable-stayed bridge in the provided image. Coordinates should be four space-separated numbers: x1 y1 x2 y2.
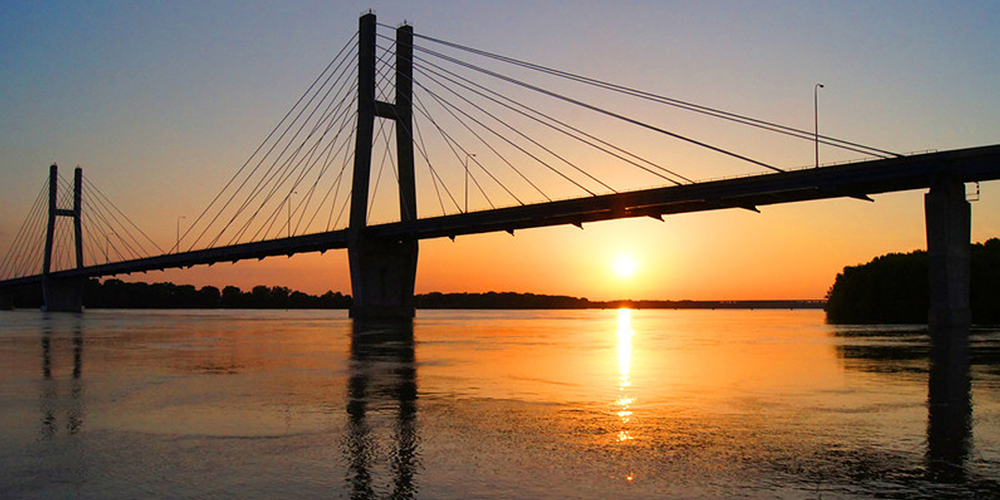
2 13 998 322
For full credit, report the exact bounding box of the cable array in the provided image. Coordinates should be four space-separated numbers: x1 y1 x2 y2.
146 21 906 243
373 27 901 217
80 176 163 266
0 180 48 280
0 169 163 280
381 29 707 216
413 33 898 160
1 20 905 279
179 32 362 251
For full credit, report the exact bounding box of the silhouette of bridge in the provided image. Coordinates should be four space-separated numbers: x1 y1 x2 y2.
2 13 998 322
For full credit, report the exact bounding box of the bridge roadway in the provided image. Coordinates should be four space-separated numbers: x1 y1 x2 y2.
3 144 999 288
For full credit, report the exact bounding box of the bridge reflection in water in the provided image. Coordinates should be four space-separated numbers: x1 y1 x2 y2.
12 311 993 497
345 320 419 499
927 324 973 483
833 322 974 483
39 319 85 439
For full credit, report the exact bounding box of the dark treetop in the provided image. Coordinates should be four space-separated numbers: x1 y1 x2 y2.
825 238 1000 325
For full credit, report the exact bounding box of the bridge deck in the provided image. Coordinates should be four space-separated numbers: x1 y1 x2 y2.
3 144 999 287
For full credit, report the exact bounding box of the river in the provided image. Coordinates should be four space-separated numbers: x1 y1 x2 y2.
1 308 998 498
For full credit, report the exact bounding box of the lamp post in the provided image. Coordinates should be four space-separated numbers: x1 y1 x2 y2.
464 153 475 213
176 216 186 254
814 83 824 168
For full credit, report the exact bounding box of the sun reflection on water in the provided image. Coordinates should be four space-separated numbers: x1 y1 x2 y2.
617 308 633 391
615 308 636 481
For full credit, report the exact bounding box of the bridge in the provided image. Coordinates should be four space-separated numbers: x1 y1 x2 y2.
1 13 998 326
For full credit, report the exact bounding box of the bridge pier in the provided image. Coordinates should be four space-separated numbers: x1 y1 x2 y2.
924 176 972 478
349 236 418 319
924 176 971 331
42 277 84 313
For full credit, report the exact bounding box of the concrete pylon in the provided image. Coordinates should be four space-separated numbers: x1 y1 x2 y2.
347 13 419 319
41 164 85 313
924 176 971 331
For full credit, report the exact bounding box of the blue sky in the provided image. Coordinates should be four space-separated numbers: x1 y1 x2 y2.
2 1 999 298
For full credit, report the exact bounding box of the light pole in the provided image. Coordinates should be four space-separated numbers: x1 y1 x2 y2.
176 216 186 254
814 83 824 168
464 153 475 213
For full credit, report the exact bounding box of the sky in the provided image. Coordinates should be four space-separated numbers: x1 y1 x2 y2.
2 1 999 301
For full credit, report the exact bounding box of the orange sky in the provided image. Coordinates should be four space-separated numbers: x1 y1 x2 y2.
2 2 999 301
123 186 1000 301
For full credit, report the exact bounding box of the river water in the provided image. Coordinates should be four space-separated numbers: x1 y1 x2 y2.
1 308 998 499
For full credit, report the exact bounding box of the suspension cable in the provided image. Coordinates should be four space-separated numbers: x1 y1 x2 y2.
414 55 693 186
413 32 900 159
416 44 785 174
186 32 358 250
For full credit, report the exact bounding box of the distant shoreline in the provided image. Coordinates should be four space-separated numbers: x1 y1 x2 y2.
417 301 826 310
413 293 824 310
1 279 825 310
570 299 825 310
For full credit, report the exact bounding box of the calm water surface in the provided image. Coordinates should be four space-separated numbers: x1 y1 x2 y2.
1 308 998 499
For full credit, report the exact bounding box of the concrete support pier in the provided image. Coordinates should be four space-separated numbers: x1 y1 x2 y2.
348 237 418 319
924 176 972 478
924 176 971 330
42 277 84 313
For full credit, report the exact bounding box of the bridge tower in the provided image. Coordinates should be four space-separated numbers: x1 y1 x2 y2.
348 13 419 319
42 164 85 312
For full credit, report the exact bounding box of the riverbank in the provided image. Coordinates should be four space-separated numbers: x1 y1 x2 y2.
3 279 824 310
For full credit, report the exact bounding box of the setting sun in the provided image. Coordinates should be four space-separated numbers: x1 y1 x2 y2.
612 255 638 278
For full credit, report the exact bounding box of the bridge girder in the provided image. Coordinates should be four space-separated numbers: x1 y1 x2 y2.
2 144 1000 293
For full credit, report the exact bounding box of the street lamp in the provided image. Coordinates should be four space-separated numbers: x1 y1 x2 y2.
464 152 475 213
814 83 824 168
176 216 186 254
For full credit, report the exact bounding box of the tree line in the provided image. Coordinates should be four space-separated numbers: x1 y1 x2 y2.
82 279 353 309
825 238 1000 324
414 292 823 310
5 282 824 311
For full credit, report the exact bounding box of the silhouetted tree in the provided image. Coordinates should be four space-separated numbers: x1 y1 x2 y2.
270 286 291 308
198 285 222 307
318 290 352 308
414 291 593 309
221 286 244 308
249 285 271 308
78 280 351 309
826 238 1000 324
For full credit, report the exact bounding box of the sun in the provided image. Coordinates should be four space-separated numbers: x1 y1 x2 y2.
612 255 638 278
